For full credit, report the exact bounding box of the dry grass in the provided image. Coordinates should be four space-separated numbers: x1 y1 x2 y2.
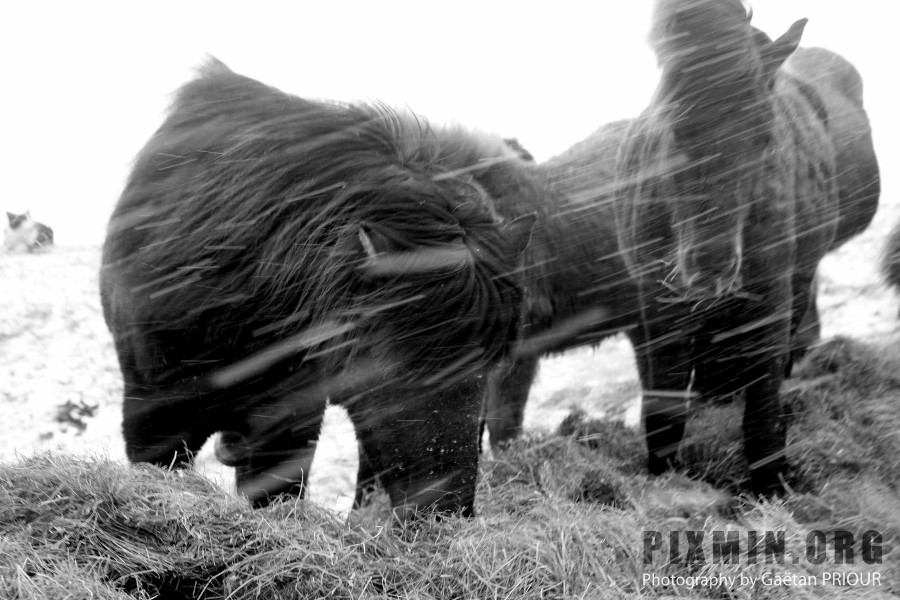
2 337 899 599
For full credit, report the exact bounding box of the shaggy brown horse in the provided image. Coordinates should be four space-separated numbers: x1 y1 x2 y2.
101 59 537 516
483 35 878 449
615 0 877 493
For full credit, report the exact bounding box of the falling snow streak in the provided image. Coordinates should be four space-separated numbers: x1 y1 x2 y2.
210 321 357 388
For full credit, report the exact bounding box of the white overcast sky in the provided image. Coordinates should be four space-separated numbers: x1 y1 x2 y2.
1 1 893 245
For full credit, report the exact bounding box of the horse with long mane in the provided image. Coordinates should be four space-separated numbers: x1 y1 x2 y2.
482 29 877 456
101 58 537 516
615 0 878 493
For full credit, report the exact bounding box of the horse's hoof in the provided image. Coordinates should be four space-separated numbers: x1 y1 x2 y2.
648 455 680 476
750 470 788 497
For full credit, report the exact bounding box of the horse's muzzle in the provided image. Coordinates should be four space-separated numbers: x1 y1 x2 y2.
678 242 744 299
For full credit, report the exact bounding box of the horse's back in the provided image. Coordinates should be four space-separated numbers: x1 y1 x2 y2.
785 47 880 248
543 119 630 178
787 47 863 107
536 119 638 342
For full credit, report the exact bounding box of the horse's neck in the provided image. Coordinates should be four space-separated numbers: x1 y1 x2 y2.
521 161 628 314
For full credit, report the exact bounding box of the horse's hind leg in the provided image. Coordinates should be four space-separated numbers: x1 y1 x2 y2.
790 290 820 372
481 355 540 450
787 274 821 375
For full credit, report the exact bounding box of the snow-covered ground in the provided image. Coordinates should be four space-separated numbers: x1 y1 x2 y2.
2 191 897 514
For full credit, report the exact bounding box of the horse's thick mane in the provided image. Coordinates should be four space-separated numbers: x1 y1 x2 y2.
104 59 528 383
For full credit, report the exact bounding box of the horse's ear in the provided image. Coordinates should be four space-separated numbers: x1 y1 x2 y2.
357 225 393 261
762 18 807 80
202 56 232 76
503 213 537 257
6 212 13 222
503 138 535 163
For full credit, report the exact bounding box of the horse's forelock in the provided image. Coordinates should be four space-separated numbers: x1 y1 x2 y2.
650 0 756 76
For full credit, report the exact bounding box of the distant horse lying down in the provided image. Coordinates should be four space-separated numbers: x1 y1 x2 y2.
4 211 54 252
101 58 538 517
614 0 878 493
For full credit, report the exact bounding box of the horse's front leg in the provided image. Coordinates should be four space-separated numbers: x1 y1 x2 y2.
716 287 792 494
630 301 696 475
741 315 791 495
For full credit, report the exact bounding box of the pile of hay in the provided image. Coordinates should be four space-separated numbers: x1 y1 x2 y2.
2 337 898 599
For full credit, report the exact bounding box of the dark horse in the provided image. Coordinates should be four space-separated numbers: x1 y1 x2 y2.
101 58 537 517
482 16 878 459
615 0 877 493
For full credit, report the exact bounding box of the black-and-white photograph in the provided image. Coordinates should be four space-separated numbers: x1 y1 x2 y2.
2 1 896 597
